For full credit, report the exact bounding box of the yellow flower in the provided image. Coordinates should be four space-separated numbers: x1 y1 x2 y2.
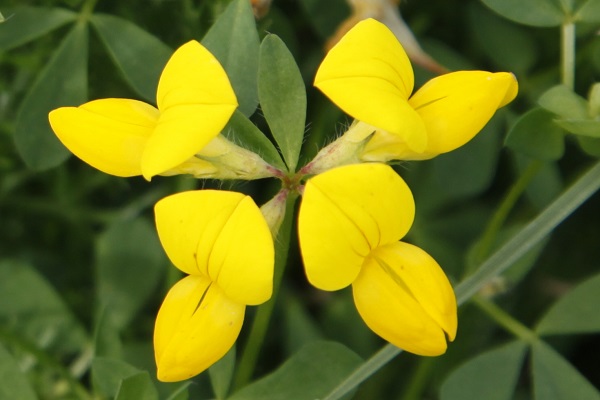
49 40 238 180
298 163 457 355
314 18 518 162
154 190 274 381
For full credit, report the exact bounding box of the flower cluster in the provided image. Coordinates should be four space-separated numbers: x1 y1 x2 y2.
49 18 517 381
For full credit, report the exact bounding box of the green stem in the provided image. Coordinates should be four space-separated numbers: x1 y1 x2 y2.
0 327 93 400
233 194 298 390
472 296 538 343
398 358 436 400
468 160 543 272
322 160 600 400
561 20 575 90
78 0 98 23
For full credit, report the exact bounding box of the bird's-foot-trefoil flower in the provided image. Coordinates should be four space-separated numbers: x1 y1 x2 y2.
154 190 274 382
311 18 518 169
48 40 276 181
298 163 457 355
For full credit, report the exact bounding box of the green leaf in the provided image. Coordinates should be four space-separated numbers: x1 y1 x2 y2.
532 341 600 400
91 14 172 102
440 341 527 400
95 218 166 330
14 23 88 170
202 0 260 117
468 3 537 73
588 83 600 118
92 357 140 399
222 109 285 170
577 135 600 157
258 34 307 171
538 85 589 120
0 343 38 400
0 6 76 51
115 372 159 400
575 0 600 22
209 346 235 399
229 341 362 400
481 0 564 27
0 261 87 353
536 273 600 335
505 108 565 160
555 119 600 137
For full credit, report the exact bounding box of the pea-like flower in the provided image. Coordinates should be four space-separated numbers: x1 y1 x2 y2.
298 163 457 355
154 190 274 381
313 18 518 163
48 40 252 180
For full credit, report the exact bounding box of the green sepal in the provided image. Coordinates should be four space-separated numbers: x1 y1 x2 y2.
222 110 286 170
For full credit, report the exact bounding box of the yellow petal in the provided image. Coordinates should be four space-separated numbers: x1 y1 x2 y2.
314 18 426 153
298 163 415 291
407 71 518 158
352 241 457 356
142 40 238 179
154 190 274 305
154 275 244 382
48 99 158 177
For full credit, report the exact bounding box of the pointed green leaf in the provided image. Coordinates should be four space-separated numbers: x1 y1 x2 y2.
0 6 76 51
0 343 38 400
202 0 260 116
440 341 527 400
96 218 166 330
481 0 564 27
258 34 307 171
92 357 140 399
115 372 159 400
538 85 589 120
209 346 235 399
505 108 565 160
14 23 88 170
555 119 600 138
575 0 600 22
536 273 600 335
532 341 600 400
229 341 362 400
222 109 285 170
91 14 171 102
